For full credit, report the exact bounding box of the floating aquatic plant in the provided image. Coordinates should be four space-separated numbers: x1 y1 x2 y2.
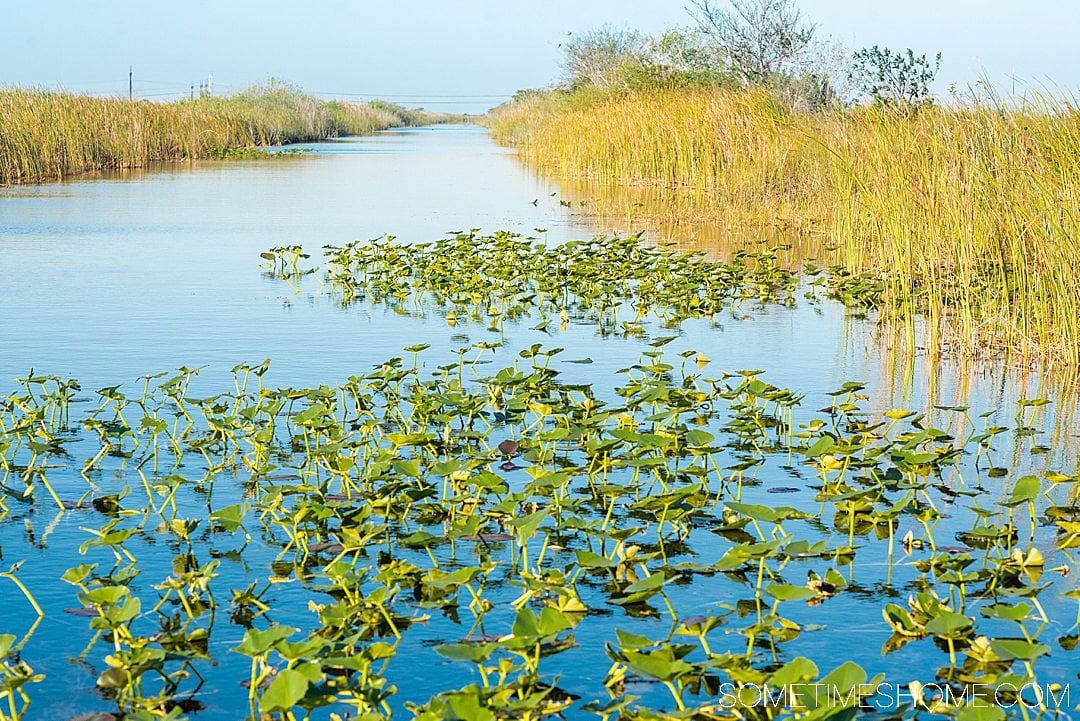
0 238 1074 720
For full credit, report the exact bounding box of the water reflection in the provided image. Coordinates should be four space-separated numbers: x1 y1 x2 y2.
0 123 1078 718
547 171 831 262
537 168 1080 471
1 124 1075 465
0 126 587 390
1 124 1076 467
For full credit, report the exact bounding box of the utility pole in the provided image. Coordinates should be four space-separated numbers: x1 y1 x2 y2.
190 83 194 100
208 73 213 97
129 66 133 100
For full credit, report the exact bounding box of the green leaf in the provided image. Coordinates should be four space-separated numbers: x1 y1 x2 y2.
511 607 541 640
79 586 129 607
804 435 836 458
393 458 423 478
769 657 818 686
881 604 924 634
956 704 1007 721
61 563 97 585
260 668 310 712
507 508 549 543
445 688 496 721
232 626 297 657
614 628 652 649
989 638 1050 661
684 429 715 446
925 610 973 639
537 606 573 635
431 459 463 476
576 550 617 569
399 531 441 548
979 603 1032 623
766 583 819 602
209 503 248 532
805 662 867 709
1003 475 1040 507
823 568 847 590
622 647 692 681
436 643 494 663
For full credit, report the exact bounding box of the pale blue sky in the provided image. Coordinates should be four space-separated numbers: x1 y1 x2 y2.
3 1 1077 111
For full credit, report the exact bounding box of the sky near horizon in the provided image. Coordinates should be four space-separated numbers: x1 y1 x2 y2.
3 1 1077 112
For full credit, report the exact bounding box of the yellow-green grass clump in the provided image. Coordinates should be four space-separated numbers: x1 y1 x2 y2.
487 89 1080 368
0 82 451 184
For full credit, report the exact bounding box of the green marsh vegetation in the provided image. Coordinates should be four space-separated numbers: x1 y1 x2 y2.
0 232 1077 720
0 79 455 185
486 0 1080 369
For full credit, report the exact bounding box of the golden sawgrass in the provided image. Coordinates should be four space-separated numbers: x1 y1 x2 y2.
488 89 1080 367
0 86 442 184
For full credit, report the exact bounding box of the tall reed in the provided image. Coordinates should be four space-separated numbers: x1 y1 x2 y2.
0 82 451 184
488 89 1080 367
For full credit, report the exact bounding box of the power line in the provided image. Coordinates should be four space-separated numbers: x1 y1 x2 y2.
130 92 495 104
35 77 511 105
308 90 513 99
52 79 128 86
376 100 502 105
32 78 513 101
133 79 193 87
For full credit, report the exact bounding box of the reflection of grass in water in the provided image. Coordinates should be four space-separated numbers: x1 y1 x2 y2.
488 88 1080 368
532 174 1080 410
549 171 831 266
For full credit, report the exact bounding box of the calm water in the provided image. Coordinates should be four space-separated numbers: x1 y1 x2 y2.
3 126 1070 415
1 125 1077 719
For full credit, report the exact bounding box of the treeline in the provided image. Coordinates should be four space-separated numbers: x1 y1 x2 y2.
543 0 942 110
0 79 457 184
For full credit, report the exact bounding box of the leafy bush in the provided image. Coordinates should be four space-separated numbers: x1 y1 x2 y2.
561 26 648 90
849 46 942 106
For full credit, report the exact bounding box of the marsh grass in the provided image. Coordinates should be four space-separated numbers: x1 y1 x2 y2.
487 89 1080 367
0 81 451 184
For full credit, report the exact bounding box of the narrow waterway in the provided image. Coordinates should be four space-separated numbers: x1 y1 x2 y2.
1 125 1076 720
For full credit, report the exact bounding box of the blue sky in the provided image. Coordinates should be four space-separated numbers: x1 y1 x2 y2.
3 1 1077 111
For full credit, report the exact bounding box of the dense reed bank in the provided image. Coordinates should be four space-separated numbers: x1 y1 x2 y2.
0 83 454 184
487 89 1080 368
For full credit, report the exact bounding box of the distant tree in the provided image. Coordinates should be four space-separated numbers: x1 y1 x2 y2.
849 46 942 106
617 28 738 90
560 27 648 90
649 28 724 75
770 70 840 111
511 88 544 103
686 0 817 85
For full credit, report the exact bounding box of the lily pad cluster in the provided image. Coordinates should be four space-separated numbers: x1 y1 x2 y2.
0 236 1075 721
313 231 799 332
